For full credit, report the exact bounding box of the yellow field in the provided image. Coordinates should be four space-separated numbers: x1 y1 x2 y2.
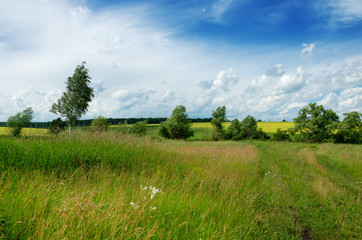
0 122 294 137
191 122 294 133
0 127 48 136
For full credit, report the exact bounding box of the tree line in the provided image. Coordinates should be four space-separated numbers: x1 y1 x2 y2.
3 62 361 143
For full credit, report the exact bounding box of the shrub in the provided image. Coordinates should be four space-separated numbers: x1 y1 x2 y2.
6 107 33 137
128 120 147 136
225 115 269 140
90 116 108 132
293 103 339 142
159 105 194 139
273 128 291 141
334 111 361 144
48 118 65 136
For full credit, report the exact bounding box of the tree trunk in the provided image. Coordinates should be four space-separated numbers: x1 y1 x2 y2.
68 125 71 138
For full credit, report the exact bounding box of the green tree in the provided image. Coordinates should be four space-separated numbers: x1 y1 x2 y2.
90 116 108 132
293 103 339 142
6 107 33 137
225 119 242 140
211 106 227 140
128 120 148 136
48 117 65 136
225 115 269 140
334 111 361 144
159 105 194 139
50 62 94 136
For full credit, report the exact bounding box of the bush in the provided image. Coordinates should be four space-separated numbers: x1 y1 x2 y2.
225 115 269 140
159 105 194 139
273 128 291 141
90 116 108 132
6 107 33 137
334 111 361 144
128 121 147 136
48 118 65 136
293 103 339 142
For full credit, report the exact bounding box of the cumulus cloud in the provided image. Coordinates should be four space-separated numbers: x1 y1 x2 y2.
319 87 362 114
111 88 156 110
265 64 285 77
274 67 306 95
199 68 239 91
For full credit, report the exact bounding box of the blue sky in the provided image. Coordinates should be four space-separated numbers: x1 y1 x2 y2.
0 0 361 121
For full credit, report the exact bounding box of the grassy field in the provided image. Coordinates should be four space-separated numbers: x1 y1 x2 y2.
0 131 360 239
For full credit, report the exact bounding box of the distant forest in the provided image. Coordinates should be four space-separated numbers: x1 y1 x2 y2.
0 117 213 128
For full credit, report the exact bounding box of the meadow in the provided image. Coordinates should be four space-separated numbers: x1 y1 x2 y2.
0 130 360 239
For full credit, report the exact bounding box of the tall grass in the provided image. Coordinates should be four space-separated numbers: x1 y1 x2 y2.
0 131 360 239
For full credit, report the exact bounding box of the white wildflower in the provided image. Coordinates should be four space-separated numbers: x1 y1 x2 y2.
150 206 157 211
150 186 160 199
130 202 138 209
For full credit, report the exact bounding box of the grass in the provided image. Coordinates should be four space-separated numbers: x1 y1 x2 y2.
0 131 360 239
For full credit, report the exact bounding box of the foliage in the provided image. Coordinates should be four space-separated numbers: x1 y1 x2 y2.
225 115 270 140
6 107 33 137
90 116 108 132
293 103 339 142
48 118 65 136
334 111 361 144
128 120 148 136
211 106 227 140
273 128 291 141
159 105 194 139
225 119 243 140
50 62 94 135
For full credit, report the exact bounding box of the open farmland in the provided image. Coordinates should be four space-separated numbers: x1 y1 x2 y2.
0 127 48 136
109 121 295 140
0 131 360 239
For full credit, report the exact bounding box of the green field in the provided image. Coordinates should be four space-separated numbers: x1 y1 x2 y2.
0 131 360 239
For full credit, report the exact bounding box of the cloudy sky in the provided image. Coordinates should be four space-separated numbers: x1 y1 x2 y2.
0 0 361 122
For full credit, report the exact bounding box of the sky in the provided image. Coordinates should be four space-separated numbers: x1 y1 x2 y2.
0 0 361 122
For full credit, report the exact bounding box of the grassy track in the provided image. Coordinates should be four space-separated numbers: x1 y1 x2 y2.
0 131 360 239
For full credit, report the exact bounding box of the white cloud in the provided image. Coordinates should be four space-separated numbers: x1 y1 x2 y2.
301 43 316 57
200 68 239 91
274 67 306 95
328 0 362 24
69 6 90 17
319 87 362 114
211 0 234 22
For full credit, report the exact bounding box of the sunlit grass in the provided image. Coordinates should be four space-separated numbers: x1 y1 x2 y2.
0 131 360 239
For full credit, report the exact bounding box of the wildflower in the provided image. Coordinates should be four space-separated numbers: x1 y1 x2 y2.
265 173 267 175
278 183 281 186
150 206 157 211
150 186 161 199
130 202 139 209
268 171 270 174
